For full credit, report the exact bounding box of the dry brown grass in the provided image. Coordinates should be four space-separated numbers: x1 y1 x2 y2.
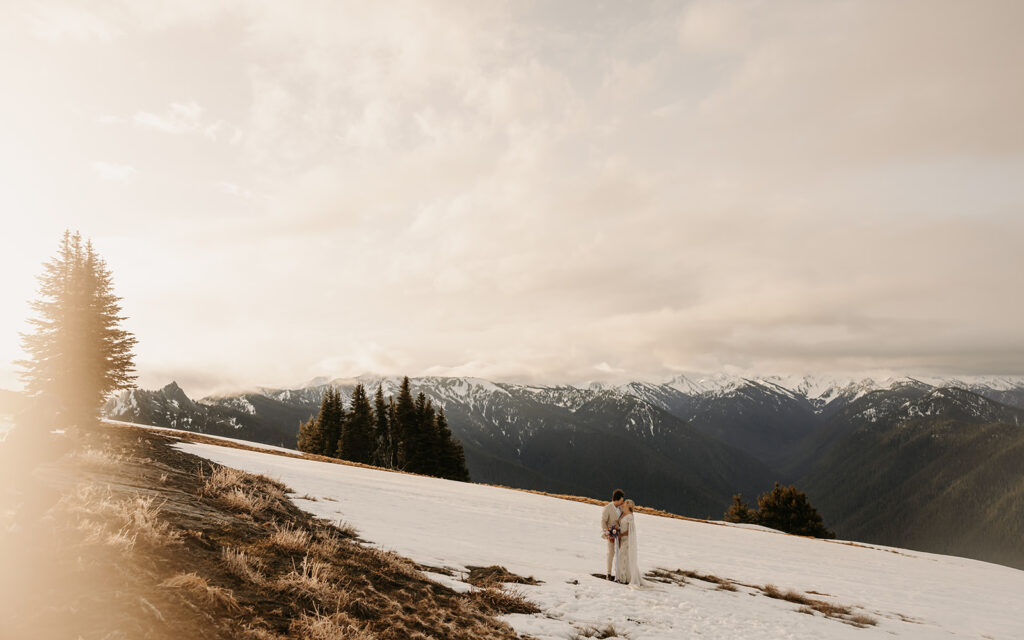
468 586 541 615
222 547 266 585
647 568 877 629
118 495 182 547
764 583 815 604
331 519 358 538
203 465 248 492
761 583 876 627
466 565 542 588
274 555 335 600
848 613 880 627
241 625 287 640
645 568 736 590
267 524 312 553
200 465 292 519
289 611 375 640
161 572 242 612
308 527 348 558
6 423 525 639
220 487 274 514
570 623 630 639
62 485 181 550
364 547 425 581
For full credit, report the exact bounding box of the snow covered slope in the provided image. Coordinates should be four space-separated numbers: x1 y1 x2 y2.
175 439 1024 640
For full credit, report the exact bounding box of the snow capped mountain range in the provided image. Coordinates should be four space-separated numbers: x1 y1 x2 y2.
355 372 1018 412
102 372 1024 457
619 372 1024 405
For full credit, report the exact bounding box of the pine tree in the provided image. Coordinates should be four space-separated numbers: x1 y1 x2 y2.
386 397 400 468
723 494 758 524
340 383 374 463
449 438 470 482
407 392 436 475
372 384 390 467
323 388 345 457
296 415 319 452
299 389 337 454
394 377 417 470
331 387 348 456
17 230 137 427
435 407 470 481
755 483 835 539
423 396 440 474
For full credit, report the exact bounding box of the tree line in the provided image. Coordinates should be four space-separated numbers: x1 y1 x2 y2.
297 377 470 482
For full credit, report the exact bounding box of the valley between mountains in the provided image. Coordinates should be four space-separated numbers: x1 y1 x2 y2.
102 374 1024 570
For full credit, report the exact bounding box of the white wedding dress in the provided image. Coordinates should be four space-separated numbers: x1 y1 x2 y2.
614 514 646 587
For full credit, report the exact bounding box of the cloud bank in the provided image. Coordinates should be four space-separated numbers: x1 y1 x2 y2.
2 0 1023 395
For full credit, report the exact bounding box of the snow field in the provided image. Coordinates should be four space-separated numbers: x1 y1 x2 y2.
176 441 1024 640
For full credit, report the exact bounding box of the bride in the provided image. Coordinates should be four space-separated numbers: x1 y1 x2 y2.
614 499 646 587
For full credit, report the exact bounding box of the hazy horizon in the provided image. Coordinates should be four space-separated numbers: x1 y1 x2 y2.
4 1 1024 398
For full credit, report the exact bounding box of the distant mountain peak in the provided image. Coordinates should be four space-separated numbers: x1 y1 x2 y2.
301 376 332 388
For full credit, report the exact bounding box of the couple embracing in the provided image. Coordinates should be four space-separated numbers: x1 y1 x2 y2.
601 489 646 587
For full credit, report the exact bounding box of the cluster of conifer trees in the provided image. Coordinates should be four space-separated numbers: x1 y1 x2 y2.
297 377 470 481
724 482 835 539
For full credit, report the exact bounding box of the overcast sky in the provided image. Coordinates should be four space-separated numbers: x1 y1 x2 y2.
2 1 1023 397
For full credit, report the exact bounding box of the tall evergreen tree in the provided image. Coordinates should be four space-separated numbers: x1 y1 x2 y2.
407 392 436 474
423 396 439 475
449 437 470 482
323 387 345 457
298 387 337 455
386 397 400 468
340 383 374 463
435 407 470 481
18 230 137 427
372 384 390 467
723 494 758 524
296 415 320 453
394 377 417 470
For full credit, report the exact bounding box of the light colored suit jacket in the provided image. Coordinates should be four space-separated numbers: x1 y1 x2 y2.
601 502 621 537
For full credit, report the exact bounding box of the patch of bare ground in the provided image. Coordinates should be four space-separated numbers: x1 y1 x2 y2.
468 586 541 615
645 568 738 591
460 565 542 615
759 583 878 627
0 423 531 639
466 565 543 588
647 568 879 629
570 623 630 638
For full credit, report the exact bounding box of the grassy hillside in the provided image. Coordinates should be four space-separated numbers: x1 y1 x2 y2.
0 423 532 639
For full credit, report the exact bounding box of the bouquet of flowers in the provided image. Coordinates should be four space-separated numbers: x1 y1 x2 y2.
604 524 621 541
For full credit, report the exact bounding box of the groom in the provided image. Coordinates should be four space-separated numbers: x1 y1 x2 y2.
601 489 625 580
